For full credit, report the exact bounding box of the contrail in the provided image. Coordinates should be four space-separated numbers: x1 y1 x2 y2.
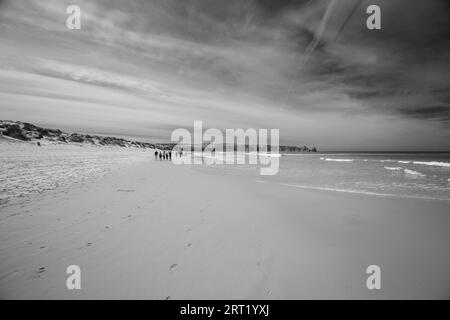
280 0 337 109
306 0 363 56
304 0 337 57
333 0 363 42
280 0 363 109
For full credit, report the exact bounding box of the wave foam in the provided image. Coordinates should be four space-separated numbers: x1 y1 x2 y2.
404 169 425 177
384 167 403 171
412 161 450 167
270 182 448 201
321 158 353 162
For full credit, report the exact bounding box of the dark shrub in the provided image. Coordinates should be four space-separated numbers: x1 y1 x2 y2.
4 125 30 141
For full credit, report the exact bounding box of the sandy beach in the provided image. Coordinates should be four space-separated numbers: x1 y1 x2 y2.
1 156 449 299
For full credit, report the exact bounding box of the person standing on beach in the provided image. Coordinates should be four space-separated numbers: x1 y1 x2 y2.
159 152 162 161
154 150 158 160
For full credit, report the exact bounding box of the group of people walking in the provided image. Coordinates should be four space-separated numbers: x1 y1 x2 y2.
154 150 171 161
154 149 185 161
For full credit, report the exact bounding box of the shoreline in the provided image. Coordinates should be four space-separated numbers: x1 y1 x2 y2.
1 158 449 299
256 180 450 202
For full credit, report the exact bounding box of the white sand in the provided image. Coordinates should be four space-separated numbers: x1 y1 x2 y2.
0 158 449 299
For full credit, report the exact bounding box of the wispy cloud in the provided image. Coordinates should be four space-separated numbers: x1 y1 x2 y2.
36 59 170 99
0 0 449 150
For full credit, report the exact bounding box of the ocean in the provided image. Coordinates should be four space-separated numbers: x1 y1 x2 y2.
2 141 450 208
195 152 450 201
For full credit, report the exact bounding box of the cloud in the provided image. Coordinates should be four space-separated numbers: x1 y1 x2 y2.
35 60 169 98
399 106 450 122
0 0 449 150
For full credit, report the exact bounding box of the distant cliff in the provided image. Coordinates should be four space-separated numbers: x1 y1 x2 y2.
0 120 317 152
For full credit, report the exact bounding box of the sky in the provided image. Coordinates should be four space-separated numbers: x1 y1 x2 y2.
0 0 449 150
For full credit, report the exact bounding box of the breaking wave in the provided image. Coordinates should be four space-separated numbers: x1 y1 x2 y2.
404 169 426 177
412 161 450 167
320 158 353 162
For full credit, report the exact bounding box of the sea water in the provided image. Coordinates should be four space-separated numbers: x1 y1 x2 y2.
196 152 450 201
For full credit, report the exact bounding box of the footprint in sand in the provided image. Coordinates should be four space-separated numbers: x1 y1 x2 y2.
165 296 171 300
116 189 136 193
38 246 47 252
186 243 192 248
78 242 92 250
31 267 46 279
169 264 178 273
254 249 272 295
200 203 210 214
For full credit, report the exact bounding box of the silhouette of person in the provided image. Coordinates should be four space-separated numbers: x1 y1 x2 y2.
169 151 172 161
154 150 158 160
159 152 162 161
